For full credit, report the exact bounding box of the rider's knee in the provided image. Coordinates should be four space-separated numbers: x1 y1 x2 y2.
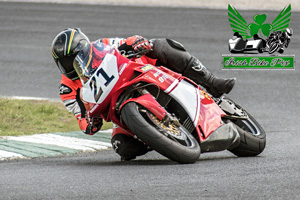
148 38 192 73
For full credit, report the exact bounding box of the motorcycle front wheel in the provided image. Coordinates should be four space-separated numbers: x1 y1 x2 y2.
268 42 279 54
121 102 201 164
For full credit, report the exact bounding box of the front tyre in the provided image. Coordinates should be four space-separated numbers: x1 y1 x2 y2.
268 42 279 54
121 102 201 164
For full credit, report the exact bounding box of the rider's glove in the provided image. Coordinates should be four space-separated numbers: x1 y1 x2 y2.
125 35 152 54
85 117 103 135
75 114 89 132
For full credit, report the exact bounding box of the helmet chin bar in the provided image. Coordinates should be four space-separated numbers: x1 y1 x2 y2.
65 70 79 80
57 61 66 74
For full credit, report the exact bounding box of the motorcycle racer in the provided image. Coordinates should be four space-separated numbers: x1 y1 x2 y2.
51 28 236 160
266 28 293 54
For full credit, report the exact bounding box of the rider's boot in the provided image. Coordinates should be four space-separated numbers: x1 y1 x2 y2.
111 133 149 161
183 57 236 98
200 123 240 153
148 38 235 98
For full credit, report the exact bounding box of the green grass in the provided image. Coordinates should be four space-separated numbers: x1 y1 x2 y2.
0 98 113 136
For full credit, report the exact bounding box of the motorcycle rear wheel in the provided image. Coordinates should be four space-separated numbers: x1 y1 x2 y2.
221 97 266 157
121 102 201 164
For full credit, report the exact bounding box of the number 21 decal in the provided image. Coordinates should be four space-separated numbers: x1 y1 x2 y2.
90 68 115 102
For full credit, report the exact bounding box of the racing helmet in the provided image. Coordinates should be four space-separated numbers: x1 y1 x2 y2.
51 28 90 80
285 28 293 37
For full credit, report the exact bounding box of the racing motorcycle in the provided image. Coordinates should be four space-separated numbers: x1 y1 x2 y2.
74 42 266 164
266 35 290 54
265 28 292 54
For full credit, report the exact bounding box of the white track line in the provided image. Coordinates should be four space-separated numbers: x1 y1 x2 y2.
7 134 112 151
0 150 25 160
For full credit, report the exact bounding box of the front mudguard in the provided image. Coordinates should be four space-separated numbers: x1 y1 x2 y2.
119 93 168 121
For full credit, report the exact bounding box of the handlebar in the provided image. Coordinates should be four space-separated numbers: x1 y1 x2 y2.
125 49 153 59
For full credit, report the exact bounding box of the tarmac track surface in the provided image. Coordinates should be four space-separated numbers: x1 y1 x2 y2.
0 2 300 199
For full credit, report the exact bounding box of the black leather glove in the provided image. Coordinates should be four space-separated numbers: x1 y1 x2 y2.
85 117 103 135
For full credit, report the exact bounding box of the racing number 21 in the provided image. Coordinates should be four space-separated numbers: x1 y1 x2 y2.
89 68 115 102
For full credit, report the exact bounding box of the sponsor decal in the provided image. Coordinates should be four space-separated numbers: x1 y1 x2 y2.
141 64 154 72
201 90 211 100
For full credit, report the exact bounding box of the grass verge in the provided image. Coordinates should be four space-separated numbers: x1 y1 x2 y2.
0 98 113 136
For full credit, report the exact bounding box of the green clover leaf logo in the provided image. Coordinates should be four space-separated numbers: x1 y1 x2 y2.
248 14 272 37
228 4 291 39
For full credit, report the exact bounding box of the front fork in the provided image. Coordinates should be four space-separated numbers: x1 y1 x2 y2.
138 89 181 127
120 88 180 128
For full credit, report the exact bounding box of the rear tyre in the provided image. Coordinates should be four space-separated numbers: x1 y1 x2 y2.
229 113 266 157
221 97 266 157
121 102 201 164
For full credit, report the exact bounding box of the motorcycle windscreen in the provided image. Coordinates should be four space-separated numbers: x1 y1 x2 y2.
74 42 113 83
78 52 119 104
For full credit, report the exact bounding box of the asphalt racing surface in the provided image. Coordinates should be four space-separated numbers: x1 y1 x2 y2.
1 2 300 199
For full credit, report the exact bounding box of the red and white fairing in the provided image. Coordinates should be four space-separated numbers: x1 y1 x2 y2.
80 44 225 142
163 76 225 142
